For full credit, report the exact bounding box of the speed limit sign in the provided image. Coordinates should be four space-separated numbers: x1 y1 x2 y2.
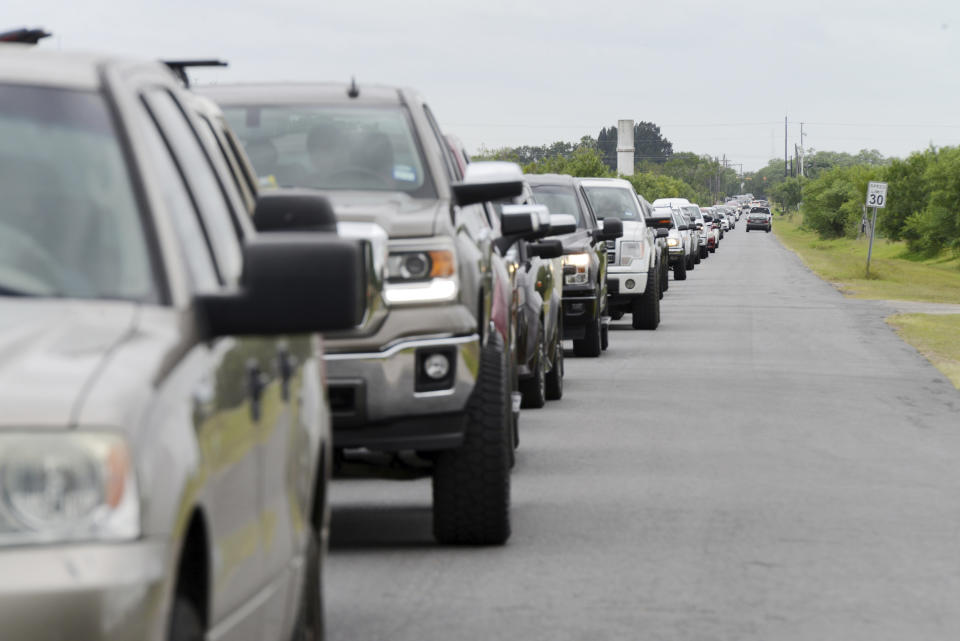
866 182 888 208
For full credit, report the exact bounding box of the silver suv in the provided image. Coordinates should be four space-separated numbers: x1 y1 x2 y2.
0 47 364 641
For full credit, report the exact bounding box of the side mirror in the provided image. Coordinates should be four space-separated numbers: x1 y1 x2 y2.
502 203 551 239
547 214 577 236
645 216 673 230
495 210 539 254
527 240 564 259
597 217 623 241
677 224 689 231
196 233 366 338
253 189 337 233
655 228 669 238
453 161 524 207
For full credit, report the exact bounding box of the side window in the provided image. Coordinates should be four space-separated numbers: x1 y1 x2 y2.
142 90 244 285
197 114 256 217
136 102 219 291
421 105 459 183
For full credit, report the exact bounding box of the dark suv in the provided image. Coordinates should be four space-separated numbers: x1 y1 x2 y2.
206 83 553 545
526 174 623 356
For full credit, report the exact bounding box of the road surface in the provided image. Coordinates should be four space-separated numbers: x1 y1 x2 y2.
326 226 960 640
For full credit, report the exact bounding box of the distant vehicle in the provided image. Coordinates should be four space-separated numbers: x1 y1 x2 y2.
649 206 695 280
682 204 711 260
528 174 623 355
700 207 721 252
746 206 773 232
580 178 662 330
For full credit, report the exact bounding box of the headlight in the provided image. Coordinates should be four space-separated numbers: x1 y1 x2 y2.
0 432 139 545
666 237 680 248
619 242 644 261
562 252 590 285
384 247 458 305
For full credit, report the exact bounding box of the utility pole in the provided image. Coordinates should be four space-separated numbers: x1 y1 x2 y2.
784 115 788 177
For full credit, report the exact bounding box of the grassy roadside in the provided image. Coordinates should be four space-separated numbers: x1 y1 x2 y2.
772 213 960 303
887 314 960 388
772 213 960 389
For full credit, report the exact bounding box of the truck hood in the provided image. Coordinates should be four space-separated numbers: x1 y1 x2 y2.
0 299 138 428
617 220 647 242
554 230 595 254
324 191 445 238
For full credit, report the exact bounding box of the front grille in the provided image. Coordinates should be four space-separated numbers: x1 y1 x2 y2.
607 251 616 265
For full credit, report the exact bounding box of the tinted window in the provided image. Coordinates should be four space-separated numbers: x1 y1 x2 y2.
530 184 583 227
0 85 156 301
223 104 436 198
144 91 243 285
583 186 641 221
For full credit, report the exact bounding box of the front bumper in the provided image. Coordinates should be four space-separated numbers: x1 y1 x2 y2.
325 333 480 442
0 540 168 641
606 265 648 301
561 284 599 339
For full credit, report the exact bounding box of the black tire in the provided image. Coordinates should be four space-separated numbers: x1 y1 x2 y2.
519 322 546 409
573 315 601 357
699 246 708 259
694 250 701 264
290 528 325 641
660 259 669 294
673 256 687 281
545 330 563 401
632 268 660 330
687 252 695 270
433 333 511 545
746 228 750 232
709 246 716 253
766 227 771 233
169 596 204 641
600 323 609 351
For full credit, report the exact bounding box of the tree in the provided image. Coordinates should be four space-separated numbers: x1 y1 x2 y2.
623 173 698 202
524 147 612 178
801 165 884 238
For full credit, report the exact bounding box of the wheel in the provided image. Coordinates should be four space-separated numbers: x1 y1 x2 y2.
686 253 695 270
709 246 716 253
694 250 701 264
433 333 511 545
519 322 546 409
699 246 708 259
600 323 609 351
660 259 669 294
610 309 624 321
169 595 204 641
766 227 771 233
545 330 563 401
746 228 750 232
673 256 687 281
290 527 325 641
632 268 660 330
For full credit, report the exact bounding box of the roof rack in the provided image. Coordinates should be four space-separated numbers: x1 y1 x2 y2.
161 59 228 88
0 28 52 45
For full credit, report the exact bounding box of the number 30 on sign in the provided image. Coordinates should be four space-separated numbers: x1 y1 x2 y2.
866 181 888 208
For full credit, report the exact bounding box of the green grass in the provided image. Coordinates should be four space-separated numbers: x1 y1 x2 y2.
773 214 960 303
887 314 960 389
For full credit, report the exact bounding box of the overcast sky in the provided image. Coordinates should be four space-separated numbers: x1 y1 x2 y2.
6 0 960 170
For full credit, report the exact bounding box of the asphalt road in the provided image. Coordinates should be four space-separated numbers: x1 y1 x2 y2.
326 225 960 641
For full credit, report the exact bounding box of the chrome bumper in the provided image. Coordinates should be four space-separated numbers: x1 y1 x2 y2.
324 334 480 426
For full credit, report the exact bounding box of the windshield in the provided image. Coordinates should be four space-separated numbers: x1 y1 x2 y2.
223 104 435 197
529 185 583 228
682 205 702 220
0 85 155 301
582 186 641 221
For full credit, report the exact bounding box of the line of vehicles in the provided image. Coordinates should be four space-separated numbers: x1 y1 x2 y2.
0 29 768 641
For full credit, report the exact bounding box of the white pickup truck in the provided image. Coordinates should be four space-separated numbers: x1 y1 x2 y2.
580 178 663 330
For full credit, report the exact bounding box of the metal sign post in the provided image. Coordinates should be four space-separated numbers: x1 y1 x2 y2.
865 182 888 277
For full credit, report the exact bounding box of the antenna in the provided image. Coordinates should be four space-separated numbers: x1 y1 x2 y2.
347 77 360 99
161 59 228 88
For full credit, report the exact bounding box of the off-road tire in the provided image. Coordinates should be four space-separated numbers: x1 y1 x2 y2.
545 330 563 401
169 596 204 641
632 268 660 330
519 323 546 409
290 528 324 641
432 333 511 545
573 315 602 357
600 323 609 351
673 256 687 281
